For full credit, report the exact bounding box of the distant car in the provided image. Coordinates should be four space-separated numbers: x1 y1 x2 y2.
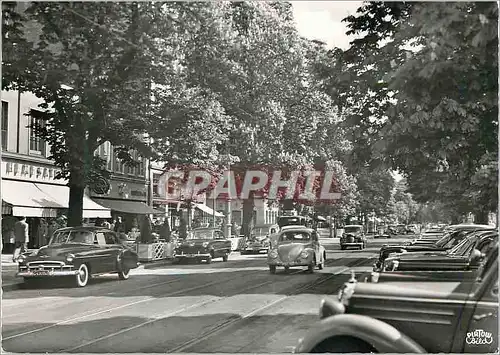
16 227 139 287
174 227 231 264
373 227 493 271
267 227 326 274
241 224 279 254
294 244 498 353
382 230 498 272
340 225 366 250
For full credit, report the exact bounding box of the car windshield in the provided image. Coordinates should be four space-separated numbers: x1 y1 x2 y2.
279 231 311 242
278 217 304 227
345 227 362 234
50 230 94 245
448 237 475 256
190 230 213 239
253 228 268 237
50 230 71 244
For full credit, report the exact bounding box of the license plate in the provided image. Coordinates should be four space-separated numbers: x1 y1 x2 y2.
33 270 49 276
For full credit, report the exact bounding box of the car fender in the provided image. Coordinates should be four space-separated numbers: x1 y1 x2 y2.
294 314 426 353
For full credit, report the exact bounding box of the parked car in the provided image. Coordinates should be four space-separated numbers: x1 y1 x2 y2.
241 224 279 255
16 227 140 287
373 227 493 271
174 227 231 264
382 230 497 272
340 225 366 250
267 227 326 274
294 244 498 353
277 215 309 228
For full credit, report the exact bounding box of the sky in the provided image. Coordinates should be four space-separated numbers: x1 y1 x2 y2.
291 1 403 182
291 1 364 50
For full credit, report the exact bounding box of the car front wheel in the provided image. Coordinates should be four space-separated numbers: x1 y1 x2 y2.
269 265 276 274
222 251 229 262
118 265 130 280
75 264 89 287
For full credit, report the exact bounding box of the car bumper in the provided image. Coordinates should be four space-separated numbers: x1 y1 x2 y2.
175 253 211 258
244 247 268 252
17 270 79 278
268 259 311 267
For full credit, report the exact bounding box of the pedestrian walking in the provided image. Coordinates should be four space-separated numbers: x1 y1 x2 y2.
114 216 125 233
47 219 58 244
13 217 29 262
102 219 111 229
37 218 48 248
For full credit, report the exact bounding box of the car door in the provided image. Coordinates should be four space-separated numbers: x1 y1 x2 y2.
105 232 137 271
311 232 320 262
92 231 117 273
213 231 225 256
461 270 498 352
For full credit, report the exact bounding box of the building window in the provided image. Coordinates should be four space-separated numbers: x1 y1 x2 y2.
153 173 160 197
137 156 145 177
94 142 112 171
114 152 124 174
29 112 46 155
1 101 8 150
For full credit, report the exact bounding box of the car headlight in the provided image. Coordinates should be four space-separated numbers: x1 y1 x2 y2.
300 250 309 259
269 249 278 258
202 242 209 248
17 255 26 263
66 254 75 263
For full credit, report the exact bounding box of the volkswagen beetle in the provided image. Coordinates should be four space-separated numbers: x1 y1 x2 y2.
16 227 140 287
267 227 326 274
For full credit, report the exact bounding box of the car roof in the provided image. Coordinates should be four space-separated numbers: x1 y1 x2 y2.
280 225 308 230
279 227 314 233
254 224 279 228
56 226 113 232
449 224 495 230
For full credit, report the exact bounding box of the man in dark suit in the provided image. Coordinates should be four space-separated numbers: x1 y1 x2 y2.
13 216 29 262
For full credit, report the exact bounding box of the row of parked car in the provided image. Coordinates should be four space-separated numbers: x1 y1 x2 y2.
294 223 498 353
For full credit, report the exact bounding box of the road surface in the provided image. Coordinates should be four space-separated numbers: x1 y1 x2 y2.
2 235 409 353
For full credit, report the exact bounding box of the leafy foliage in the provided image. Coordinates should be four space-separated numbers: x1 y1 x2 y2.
318 2 498 221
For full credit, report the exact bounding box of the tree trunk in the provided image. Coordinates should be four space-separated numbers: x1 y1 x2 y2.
475 210 489 224
68 183 85 227
241 195 255 239
282 199 294 211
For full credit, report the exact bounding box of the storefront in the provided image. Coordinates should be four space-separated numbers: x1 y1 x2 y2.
90 178 162 240
1 159 111 250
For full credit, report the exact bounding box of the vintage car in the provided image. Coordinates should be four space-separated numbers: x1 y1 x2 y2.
267 227 326 274
373 228 492 271
174 227 231 264
241 224 279 254
382 230 497 272
16 227 139 287
294 244 498 353
277 215 310 228
339 225 366 250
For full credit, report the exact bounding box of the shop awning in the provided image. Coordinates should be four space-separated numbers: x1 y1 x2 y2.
193 203 224 217
2 180 61 217
1 180 111 218
35 183 111 218
92 198 164 215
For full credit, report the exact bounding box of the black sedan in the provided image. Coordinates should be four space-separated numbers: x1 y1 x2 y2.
373 228 489 271
16 227 140 287
382 230 497 272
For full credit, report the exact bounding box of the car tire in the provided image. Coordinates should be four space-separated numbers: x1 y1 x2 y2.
308 262 315 273
269 265 276 274
284 266 290 273
206 255 212 264
222 252 229 262
75 263 89 287
118 264 130 280
340 246 346 250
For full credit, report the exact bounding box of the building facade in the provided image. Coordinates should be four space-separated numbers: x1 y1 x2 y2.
1 90 110 250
